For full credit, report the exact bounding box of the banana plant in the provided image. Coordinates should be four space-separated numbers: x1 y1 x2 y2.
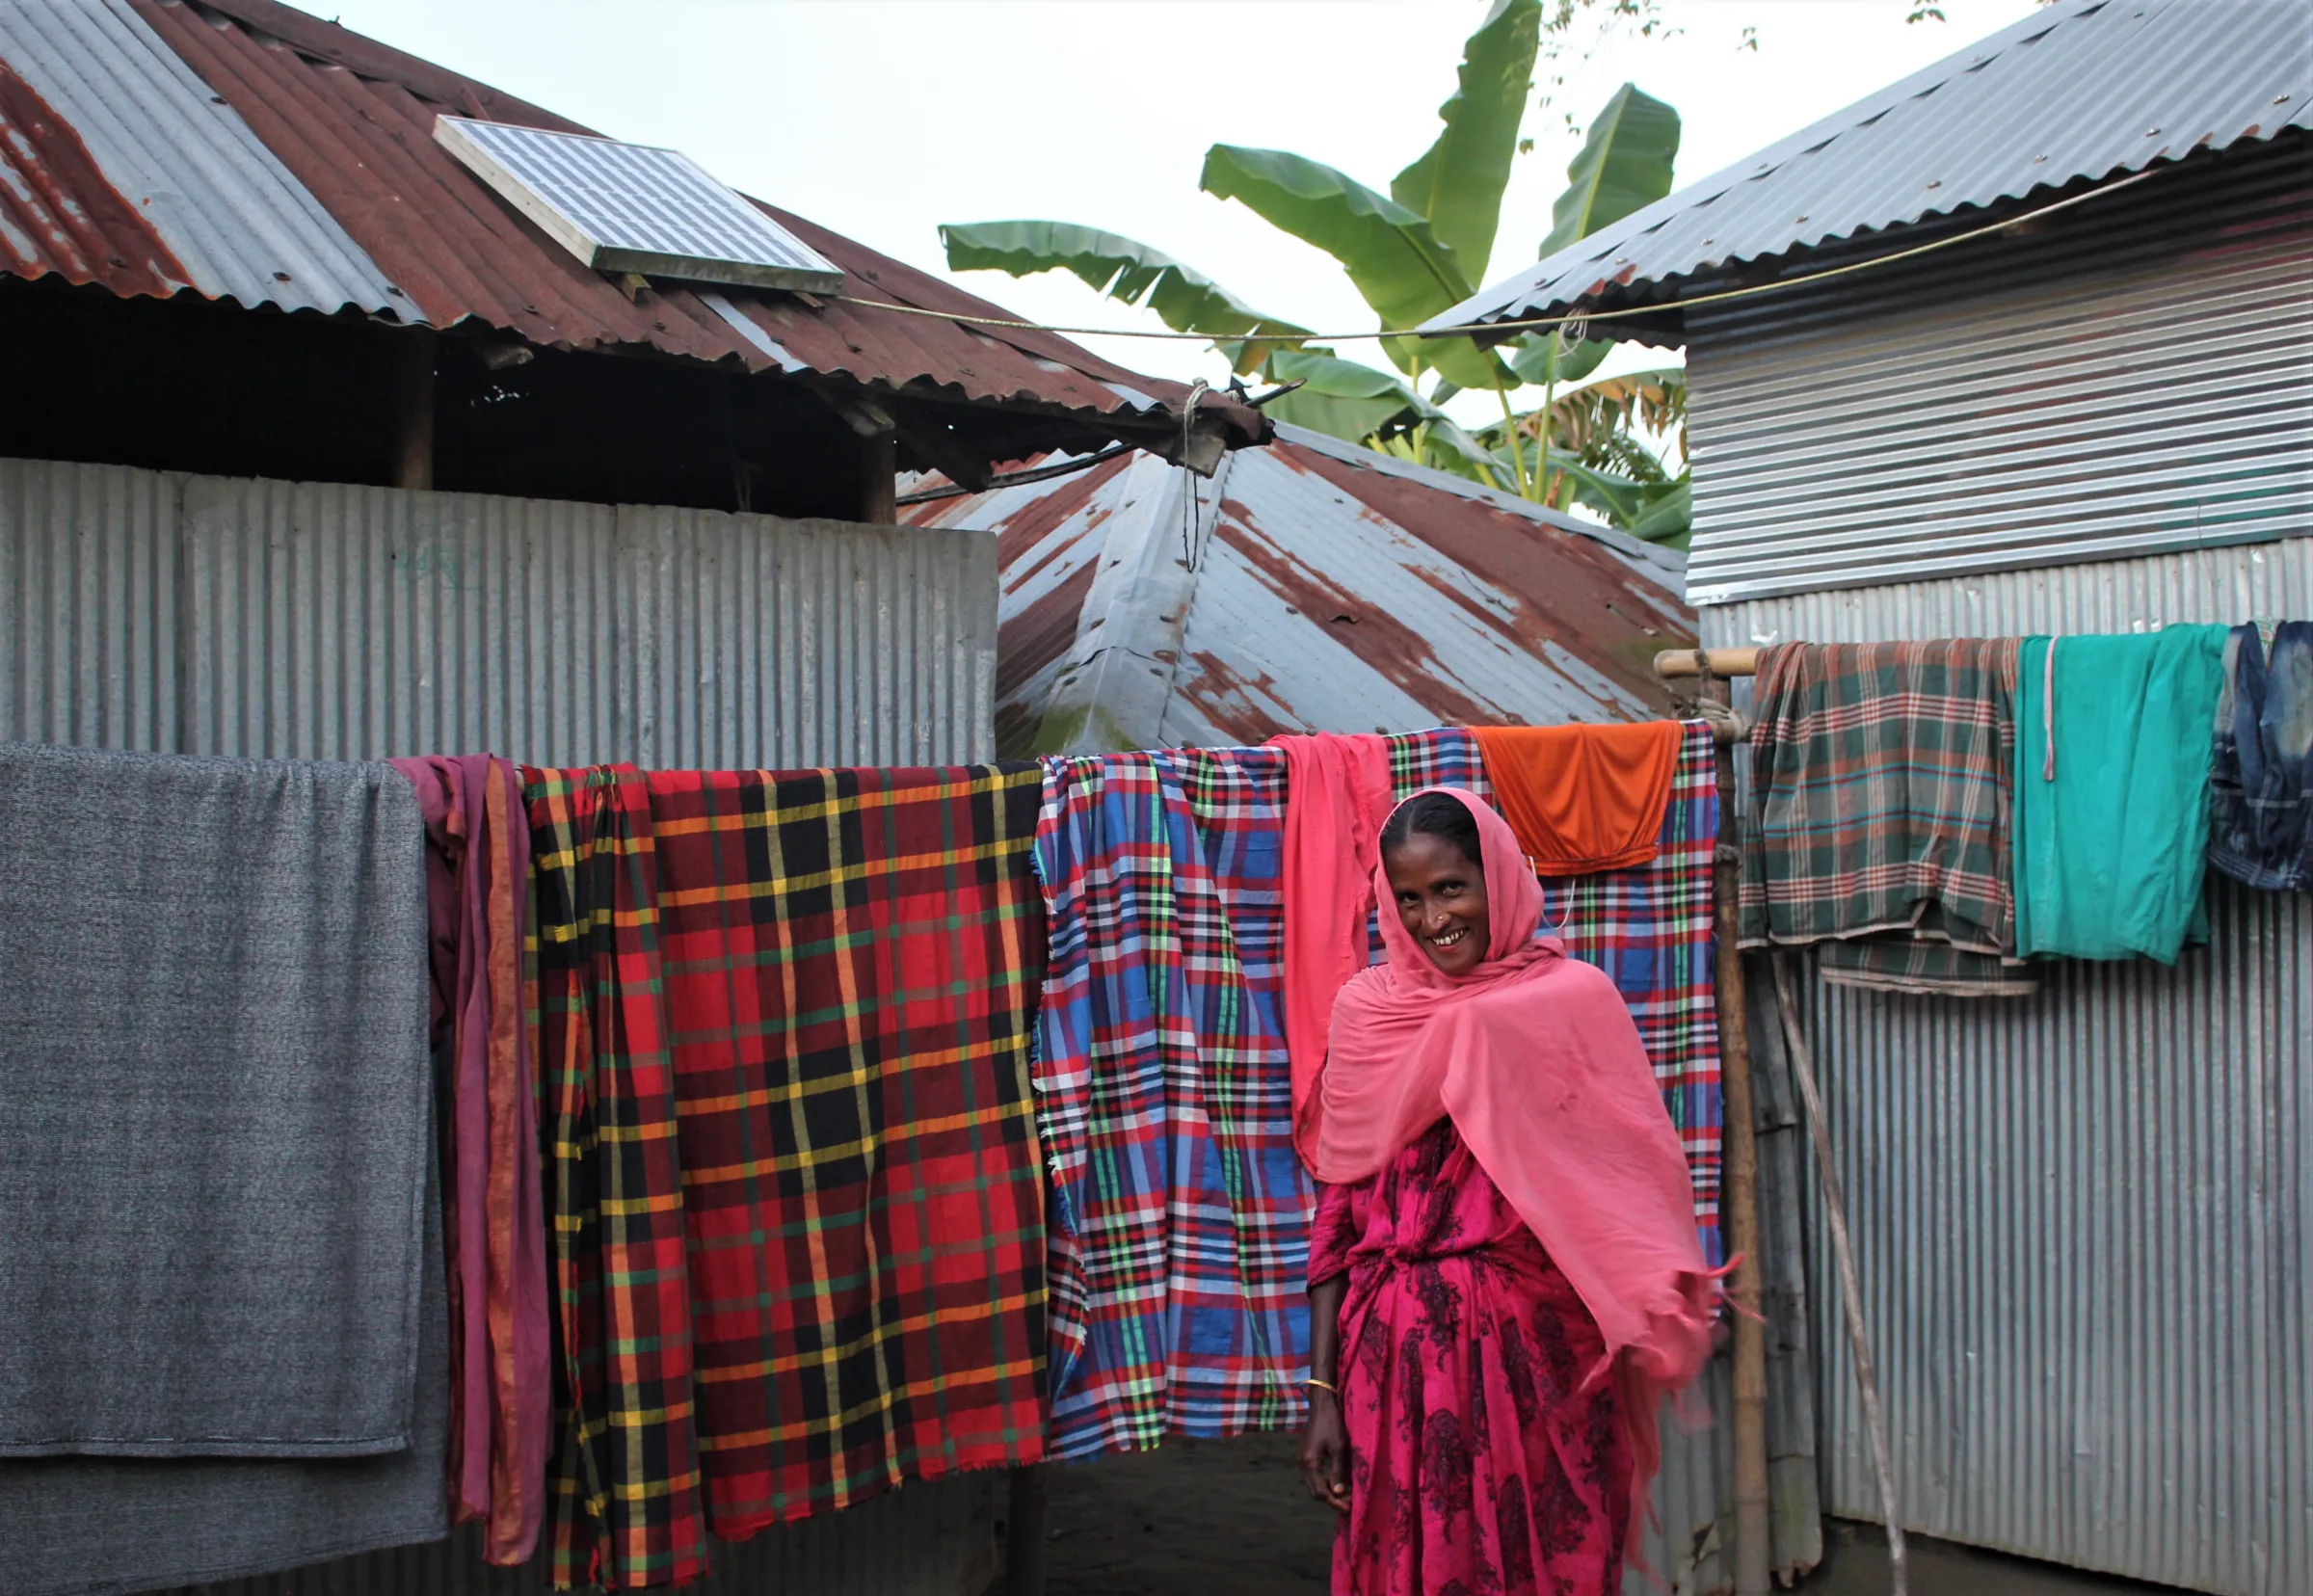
937 0 1687 535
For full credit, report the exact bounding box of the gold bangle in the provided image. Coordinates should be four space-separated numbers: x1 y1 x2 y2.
1304 1377 1338 1394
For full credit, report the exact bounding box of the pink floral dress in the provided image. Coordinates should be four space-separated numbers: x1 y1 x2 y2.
1310 1117 1631 1596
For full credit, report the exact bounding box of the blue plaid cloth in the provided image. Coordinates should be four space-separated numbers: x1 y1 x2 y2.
1032 748 1315 1459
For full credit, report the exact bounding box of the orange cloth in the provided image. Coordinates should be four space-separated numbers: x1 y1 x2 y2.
1472 721 1683 877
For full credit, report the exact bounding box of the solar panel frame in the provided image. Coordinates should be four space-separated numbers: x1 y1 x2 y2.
433 116 844 294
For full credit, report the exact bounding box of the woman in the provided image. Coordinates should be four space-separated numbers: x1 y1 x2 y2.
1297 788 1718 1596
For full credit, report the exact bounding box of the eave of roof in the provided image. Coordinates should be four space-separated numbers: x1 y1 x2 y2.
1422 0 2313 345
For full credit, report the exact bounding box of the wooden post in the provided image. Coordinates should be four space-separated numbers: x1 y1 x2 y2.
390 330 436 492
859 429 897 524
1771 953 1908 1596
1002 1463 1048 1596
1699 669 1772 1596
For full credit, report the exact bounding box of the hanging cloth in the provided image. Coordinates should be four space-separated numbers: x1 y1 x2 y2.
1740 640 2034 997
1471 720 1682 876
2209 621 2313 893
2012 627 2230 961
1270 732 1395 1163
389 754 551 1566
1033 747 1313 1460
1308 787 1720 1523
0 742 433 1457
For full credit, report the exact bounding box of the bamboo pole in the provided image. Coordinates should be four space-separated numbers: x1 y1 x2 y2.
1656 647 1760 678
1698 671 1772 1596
1769 952 1908 1596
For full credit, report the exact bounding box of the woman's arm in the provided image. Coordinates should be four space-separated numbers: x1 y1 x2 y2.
1298 1274 1350 1511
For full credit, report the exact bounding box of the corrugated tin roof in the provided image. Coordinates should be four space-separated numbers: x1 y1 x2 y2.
905 423 1696 754
0 0 396 312
1424 0 2313 343
0 0 1262 451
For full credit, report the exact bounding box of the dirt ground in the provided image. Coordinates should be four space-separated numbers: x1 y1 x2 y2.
1037 1432 2161 1596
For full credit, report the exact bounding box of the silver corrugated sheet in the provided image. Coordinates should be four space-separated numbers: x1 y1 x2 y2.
1678 139 2311 604
164 1473 1001 1596
1 457 997 767
0 0 403 313
1425 0 2312 334
1628 956 1824 1593
1701 545 2313 1595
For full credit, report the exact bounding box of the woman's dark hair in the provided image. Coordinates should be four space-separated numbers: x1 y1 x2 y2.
1380 792 1482 868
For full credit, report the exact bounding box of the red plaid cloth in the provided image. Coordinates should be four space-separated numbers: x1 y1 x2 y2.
1388 724 1725 1266
527 766 706 1590
528 763 1048 1585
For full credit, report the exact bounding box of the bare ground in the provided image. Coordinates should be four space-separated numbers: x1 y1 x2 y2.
1032 1432 2162 1596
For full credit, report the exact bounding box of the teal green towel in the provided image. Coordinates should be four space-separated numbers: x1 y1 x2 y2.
2012 626 2229 962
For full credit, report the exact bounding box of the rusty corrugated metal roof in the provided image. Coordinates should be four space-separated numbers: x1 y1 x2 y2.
0 0 398 311
1426 0 2313 344
0 0 1262 450
905 424 1696 754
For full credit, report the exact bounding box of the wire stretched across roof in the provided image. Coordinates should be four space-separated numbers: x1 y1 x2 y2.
0 0 1262 451
1423 0 2312 345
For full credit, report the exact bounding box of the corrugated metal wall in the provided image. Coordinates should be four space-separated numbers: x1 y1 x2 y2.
1681 137 2312 606
1632 955 1823 1593
1700 538 2313 1595
1 454 1005 1595
2 457 998 767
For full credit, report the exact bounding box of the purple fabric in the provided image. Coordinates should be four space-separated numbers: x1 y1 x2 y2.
389 755 550 1564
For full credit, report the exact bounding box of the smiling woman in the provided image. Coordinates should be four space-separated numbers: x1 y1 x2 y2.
1298 788 1721 1595
1378 791 1493 976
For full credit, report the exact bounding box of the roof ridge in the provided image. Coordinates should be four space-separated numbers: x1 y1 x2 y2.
180 0 586 132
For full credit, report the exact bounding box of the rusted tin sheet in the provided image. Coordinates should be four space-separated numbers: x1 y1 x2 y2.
0 0 395 312
0 0 1258 448
909 424 1695 753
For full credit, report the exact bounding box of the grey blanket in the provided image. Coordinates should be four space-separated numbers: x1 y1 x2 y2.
0 1145 450 1594
0 742 433 1457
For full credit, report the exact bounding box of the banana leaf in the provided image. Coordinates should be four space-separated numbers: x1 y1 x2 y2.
1391 0 1542 280
1502 84 1682 387
1199 145 1503 389
1259 348 1425 442
938 220 1307 376
1622 475 1692 548
1539 82 1681 258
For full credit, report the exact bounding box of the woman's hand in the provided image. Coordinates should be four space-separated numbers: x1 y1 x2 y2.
1299 1389 1351 1512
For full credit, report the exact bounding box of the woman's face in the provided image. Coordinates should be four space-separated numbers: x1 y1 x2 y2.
1384 830 1490 977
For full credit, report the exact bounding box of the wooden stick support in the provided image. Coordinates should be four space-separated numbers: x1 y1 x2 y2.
1655 647 1760 678
1770 952 1908 1596
1701 678 1772 1596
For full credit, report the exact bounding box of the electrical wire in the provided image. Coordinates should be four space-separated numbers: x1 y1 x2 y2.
837 167 2162 349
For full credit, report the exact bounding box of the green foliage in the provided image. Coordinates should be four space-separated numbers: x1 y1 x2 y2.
1390 0 1545 276
936 221 1305 377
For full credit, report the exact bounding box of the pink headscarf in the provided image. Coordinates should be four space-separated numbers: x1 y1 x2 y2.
1304 787 1721 1512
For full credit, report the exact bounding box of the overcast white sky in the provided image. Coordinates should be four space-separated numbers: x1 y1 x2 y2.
323 0 2044 410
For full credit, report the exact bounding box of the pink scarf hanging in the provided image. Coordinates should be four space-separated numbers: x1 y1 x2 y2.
1271 732 1396 1164
1306 787 1721 1509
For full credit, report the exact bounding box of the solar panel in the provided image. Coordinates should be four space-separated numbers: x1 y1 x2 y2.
434 116 844 294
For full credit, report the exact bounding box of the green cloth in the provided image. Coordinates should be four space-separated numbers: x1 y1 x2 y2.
2012 626 2229 962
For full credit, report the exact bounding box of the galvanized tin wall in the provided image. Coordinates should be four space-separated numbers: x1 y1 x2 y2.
1680 138 2312 606
1700 538 2313 1595
2 453 1006 1595
1631 955 1824 1593
1 457 998 766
